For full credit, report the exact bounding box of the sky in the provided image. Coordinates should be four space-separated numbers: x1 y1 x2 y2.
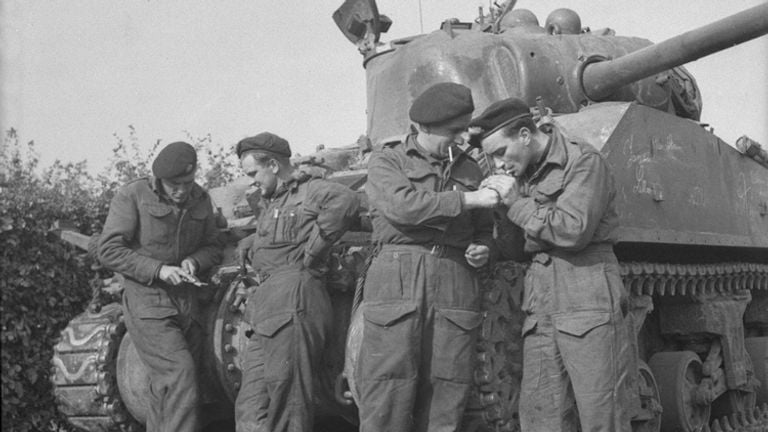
2 0 767 174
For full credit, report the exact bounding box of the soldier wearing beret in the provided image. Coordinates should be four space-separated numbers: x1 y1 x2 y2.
233 132 359 432
354 82 500 432
468 98 633 431
98 141 222 432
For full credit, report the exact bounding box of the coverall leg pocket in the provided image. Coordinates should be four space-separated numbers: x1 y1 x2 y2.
255 313 294 383
433 308 482 383
359 303 419 381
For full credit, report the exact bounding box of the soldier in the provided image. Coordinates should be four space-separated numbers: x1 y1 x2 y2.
233 132 359 432
355 82 500 432
98 141 222 432
468 97 633 431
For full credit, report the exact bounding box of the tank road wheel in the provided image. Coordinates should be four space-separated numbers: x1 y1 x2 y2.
745 337 768 404
648 351 711 432
115 333 151 424
632 360 662 432
212 275 253 402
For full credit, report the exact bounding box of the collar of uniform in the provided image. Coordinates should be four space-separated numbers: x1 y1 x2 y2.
403 133 465 165
150 176 202 206
272 171 312 199
526 126 568 181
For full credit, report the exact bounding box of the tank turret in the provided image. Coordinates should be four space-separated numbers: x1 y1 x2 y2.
334 1 768 142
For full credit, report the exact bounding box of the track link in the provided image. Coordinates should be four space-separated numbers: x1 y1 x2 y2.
704 403 768 432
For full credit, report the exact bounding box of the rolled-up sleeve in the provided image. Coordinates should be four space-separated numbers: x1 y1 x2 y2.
366 149 462 228
506 152 612 251
98 189 163 284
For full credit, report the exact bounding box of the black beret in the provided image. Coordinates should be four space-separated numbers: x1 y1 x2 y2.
468 97 534 140
236 132 292 159
409 82 474 125
152 141 197 179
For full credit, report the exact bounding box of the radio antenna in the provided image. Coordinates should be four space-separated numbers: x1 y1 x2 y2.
418 0 424 33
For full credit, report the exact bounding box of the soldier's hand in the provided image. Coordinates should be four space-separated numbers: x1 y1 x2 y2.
463 188 500 209
180 258 198 276
465 243 490 268
231 283 251 311
483 175 520 206
158 265 194 286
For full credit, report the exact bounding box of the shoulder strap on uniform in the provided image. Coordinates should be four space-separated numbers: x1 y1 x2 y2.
376 134 409 149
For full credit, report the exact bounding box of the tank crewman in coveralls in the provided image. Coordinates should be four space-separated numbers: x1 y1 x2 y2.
98 141 222 432
355 82 501 432
468 98 633 431
233 132 359 432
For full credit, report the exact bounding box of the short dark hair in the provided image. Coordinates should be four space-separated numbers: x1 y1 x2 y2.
240 150 290 167
501 116 537 138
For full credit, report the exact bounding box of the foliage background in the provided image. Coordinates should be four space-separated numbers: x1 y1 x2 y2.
0 128 238 431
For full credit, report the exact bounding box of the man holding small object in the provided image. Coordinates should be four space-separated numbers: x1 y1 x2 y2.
98 141 222 432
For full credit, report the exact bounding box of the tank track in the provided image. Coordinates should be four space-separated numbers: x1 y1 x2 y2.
704 403 768 432
469 262 526 432
51 302 141 432
471 261 768 432
620 262 768 296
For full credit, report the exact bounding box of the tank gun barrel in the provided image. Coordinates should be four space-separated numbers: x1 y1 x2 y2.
582 3 768 101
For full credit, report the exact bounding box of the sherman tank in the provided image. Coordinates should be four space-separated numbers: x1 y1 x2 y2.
52 2 768 432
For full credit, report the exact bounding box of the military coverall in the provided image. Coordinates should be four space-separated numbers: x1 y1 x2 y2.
235 173 359 432
507 125 633 432
99 177 221 432
356 135 494 432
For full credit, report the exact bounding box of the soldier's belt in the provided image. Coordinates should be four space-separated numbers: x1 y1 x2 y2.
380 243 466 262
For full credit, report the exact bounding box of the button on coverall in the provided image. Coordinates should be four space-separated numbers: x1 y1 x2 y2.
356 135 494 432
99 177 222 432
235 174 359 432
506 126 634 432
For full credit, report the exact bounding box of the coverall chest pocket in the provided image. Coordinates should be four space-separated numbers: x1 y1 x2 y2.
273 205 302 245
142 203 175 246
360 303 419 381
180 207 207 251
404 167 438 192
259 205 302 245
532 170 564 205
434 308 482 383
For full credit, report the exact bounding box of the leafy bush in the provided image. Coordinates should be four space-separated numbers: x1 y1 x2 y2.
0 127 240 431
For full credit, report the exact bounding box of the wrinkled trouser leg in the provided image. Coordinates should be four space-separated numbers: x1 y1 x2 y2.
124 306 201 432
559 312 633 432
244 271 332 432
235 334 269 432
519 319 578 432
356 248 480 432
519 315 632 432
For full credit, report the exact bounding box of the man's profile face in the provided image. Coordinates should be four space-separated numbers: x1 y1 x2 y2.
160 177 194 204
481 127 533 177
241 153 279 199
